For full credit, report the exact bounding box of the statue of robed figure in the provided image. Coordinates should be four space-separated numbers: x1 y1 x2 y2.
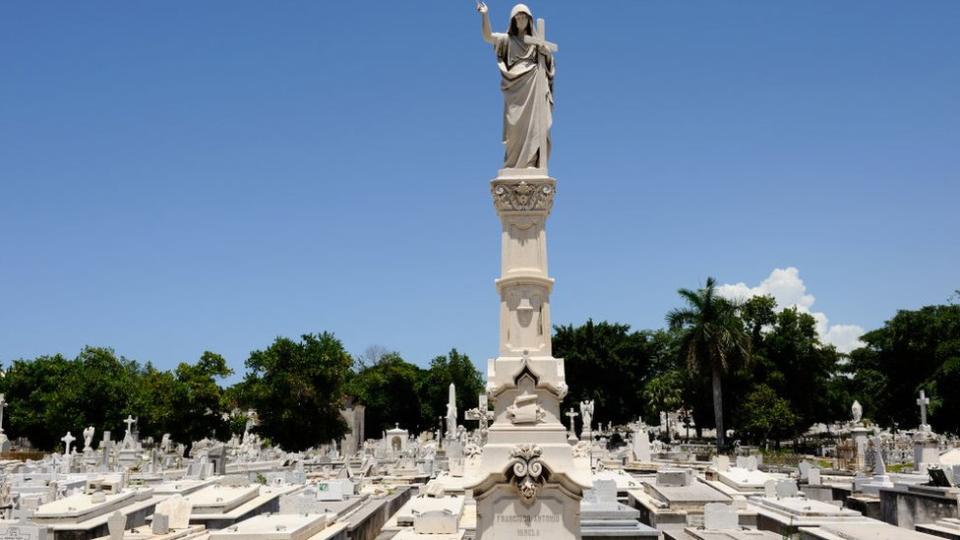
478 2 557 169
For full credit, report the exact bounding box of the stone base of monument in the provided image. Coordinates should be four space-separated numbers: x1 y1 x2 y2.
475 483 579 540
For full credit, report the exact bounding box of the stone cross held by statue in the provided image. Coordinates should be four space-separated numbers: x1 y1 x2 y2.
124 415 137 433
524 18 558 53
61 431 76 454
917 390 930 427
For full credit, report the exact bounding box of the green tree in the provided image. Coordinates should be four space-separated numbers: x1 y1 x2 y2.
1 353 76 449
667 277 750 452
643 369 684 438
243 333 353 451
739 384 799 448
0 347 143 450
134 363 181 440
762 308 843 428
849 303 960 431
741 295 777 346
417 349 484 429
172 352 233 442
554 320 660 426
346 352 426 434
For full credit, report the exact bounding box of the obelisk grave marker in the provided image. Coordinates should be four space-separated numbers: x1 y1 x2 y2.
467 4 590 540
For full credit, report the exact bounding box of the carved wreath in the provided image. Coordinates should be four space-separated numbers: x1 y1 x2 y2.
508 444 546 504
492 181 554 212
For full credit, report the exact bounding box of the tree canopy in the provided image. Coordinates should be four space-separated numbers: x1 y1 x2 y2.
242 333 353 452
2 290 957 451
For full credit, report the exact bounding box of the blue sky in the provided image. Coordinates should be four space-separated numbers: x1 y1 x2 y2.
2 1 957 382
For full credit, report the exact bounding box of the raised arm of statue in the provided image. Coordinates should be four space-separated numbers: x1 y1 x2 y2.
477 2 495 44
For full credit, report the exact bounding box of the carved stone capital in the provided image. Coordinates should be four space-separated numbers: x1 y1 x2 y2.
491 179 555 213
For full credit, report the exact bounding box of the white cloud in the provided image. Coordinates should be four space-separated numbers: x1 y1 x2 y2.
717 267 865 353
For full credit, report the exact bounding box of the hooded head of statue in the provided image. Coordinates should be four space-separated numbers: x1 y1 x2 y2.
508 4 534 37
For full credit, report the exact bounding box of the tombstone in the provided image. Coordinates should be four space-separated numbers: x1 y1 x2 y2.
917 390 931 430
591 480 618 504
928 467 953 488
99 432 113 470
339 403 366 458
11 502 38 522
703 503 738 530
763 479 777 497
631 423 651 463
208 445 227 475
736 455 758 471
151 514 170 535
107 511 127 540
657 469 691 488
316 480 353 501
424 482 446 498
775 480 799 498
0 519 47 540
808 468 822 486
154 494 192 529
414 510 459 534
279 493 321 515
219 475 251 487
714 455 730 473
798 461 811 481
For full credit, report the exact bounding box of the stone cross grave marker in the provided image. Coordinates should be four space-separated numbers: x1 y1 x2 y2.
918 390 930 428
61 432 76 455
565 408 578 438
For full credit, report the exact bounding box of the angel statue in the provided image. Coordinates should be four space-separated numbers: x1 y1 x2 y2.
82 426 95 452
477 2 556 169
580 400 594 433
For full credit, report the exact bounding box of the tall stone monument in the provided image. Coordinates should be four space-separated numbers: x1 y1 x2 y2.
446 383 458 439
468 4 590 539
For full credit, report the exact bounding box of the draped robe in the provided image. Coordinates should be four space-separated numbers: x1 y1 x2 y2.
492 31 555 169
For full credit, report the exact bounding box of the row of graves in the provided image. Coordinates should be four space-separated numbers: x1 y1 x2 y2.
5 387 960 540
0 398 415 540
369 390 960 540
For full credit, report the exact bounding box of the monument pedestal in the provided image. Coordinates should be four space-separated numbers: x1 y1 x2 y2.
477 484 580 540
914 428 940 472
851 425 871 471
467 169 590 540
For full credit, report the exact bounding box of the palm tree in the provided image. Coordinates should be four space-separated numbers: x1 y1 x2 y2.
643 370 684 440
666 277 750 452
